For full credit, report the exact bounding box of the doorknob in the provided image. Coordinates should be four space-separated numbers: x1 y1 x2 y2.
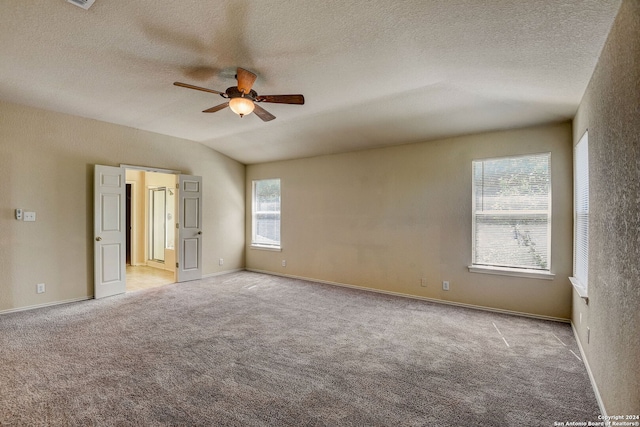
95 237 102 241
197 231 202 235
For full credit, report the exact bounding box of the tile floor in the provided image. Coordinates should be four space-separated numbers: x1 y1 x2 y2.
126 265 174 292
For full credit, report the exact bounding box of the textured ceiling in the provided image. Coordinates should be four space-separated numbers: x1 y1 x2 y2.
0 1 621 164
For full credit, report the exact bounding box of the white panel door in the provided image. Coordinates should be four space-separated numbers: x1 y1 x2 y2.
94 165 126 298
177 174 202 282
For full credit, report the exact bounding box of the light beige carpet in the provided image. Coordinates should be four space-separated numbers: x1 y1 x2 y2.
0 271 600 426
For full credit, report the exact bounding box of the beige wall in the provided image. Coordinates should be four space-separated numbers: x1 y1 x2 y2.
0 100 245 312
572 0 639 415
246 122 574 319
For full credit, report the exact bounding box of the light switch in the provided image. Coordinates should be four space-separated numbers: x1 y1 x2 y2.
23 212 36 222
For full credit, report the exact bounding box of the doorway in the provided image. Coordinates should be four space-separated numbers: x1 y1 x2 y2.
94 164 203 299
125 169 177 292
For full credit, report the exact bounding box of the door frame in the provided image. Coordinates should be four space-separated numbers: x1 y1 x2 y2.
121 164 202 283
126 165 180 271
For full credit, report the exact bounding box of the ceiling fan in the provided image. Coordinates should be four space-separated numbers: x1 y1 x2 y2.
174 67 304 122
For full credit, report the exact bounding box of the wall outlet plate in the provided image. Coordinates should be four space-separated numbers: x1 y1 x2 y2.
36 283 45 294
24 211 36 222
442 281 450 291
421 278 427 287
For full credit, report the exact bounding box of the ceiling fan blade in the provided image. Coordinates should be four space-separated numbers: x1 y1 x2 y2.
202 102 229 113
236 67 257 94
256 94 305 105
253 104 276 122
174 81 224 95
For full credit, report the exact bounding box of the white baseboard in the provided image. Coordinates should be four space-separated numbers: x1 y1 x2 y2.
245 269 570 323
571 322 607 418
202 268 244 279
0 296 92 316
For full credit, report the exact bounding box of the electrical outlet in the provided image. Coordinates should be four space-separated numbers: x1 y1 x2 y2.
219 258 224 266
420 278 427 287
24 211 36 222
281 260 286 267
442 281 450 291
36 283 45 294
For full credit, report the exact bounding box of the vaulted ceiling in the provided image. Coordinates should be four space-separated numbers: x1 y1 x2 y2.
0 1 621 164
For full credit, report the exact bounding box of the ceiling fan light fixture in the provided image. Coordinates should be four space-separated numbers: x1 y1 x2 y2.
229 97 255 117
174 67 304 122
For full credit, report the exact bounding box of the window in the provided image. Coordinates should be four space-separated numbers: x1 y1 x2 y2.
252 178 281 248
571 132 589 294
471 153 551 274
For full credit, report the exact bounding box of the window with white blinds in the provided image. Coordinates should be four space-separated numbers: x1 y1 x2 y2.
252 179 281 248
573 132 589 289
472 153 551 271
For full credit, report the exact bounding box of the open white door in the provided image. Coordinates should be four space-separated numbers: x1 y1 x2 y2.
94 165 126 299
177 174 202 282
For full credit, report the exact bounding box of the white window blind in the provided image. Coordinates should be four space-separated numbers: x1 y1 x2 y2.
573 132 589 288
472 153 551 271
252 179 281 247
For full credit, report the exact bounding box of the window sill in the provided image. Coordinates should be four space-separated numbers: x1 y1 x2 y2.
569 277 589 304
468 265 555 280
250 244 282 252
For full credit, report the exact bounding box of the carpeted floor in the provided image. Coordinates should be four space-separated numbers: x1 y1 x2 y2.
0 271 600 426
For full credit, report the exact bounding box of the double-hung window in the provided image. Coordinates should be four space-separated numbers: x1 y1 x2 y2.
252 178 281 249
571 132 589 297
471 153 552 275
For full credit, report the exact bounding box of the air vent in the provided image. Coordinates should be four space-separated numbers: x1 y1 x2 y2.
67 0 96 10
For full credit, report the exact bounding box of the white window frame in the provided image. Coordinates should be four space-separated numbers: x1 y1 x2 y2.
469 152 554 280
570 131 589 301
251 178 282 251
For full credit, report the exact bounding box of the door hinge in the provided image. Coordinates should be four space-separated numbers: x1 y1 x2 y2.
176 223 179 228
176 262 179 268
176 183 179 189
